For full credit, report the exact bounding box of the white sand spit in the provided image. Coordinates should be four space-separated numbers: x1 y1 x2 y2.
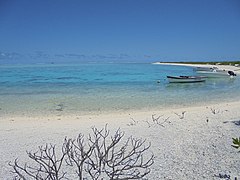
153 62 240 74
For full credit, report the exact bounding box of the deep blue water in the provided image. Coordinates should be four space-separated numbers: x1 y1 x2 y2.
0 63 240 115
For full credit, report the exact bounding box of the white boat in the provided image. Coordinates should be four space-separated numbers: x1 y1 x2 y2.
196 70 236 78
167 76 206 83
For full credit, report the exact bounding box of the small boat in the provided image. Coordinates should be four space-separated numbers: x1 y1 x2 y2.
167 76 206 83
196 70 236 78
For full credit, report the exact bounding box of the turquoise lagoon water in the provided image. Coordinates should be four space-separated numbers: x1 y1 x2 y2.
0 63 240 116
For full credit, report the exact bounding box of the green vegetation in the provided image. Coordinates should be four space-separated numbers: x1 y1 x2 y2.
232 137 240 150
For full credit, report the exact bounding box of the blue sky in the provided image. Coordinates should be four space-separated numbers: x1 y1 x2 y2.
0 0 240 64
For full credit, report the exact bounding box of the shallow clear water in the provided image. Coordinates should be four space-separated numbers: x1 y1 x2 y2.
0 63 240 116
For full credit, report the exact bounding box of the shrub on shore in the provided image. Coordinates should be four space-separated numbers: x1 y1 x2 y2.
9 125 154 180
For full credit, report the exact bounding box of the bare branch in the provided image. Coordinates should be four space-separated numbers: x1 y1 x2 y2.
210 108 220 115
174 111 186 119
10 125 154 180
9 144 67 180
86 125 154 179
127 118 138 126
63 134 94 180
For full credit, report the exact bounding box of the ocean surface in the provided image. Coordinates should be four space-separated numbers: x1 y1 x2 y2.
1 63 240 116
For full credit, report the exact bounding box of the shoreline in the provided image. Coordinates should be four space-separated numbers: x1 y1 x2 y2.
1 100 240 125
1 100 240 179
153 62 240 74
1 97 240 119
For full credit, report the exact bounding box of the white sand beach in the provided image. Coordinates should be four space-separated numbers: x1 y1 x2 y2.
153 62 240 74
1 100 240 179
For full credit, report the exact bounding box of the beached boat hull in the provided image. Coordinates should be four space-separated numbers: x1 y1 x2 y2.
167 76 206 83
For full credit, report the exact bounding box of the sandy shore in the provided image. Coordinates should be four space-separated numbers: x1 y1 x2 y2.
1 100 240 179
153 62 240 74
